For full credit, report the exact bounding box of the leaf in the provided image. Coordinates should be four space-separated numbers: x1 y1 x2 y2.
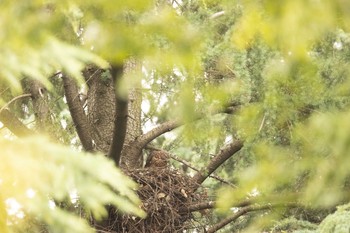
0 136 145 232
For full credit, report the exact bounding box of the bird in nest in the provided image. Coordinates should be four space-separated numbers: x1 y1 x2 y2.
145 150 170 168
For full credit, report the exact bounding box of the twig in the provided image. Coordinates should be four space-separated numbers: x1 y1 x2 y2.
258 114 266 132
210 11 225 19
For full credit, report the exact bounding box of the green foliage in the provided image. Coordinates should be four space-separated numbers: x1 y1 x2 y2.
317 204 350 233
2 0 350 232
199 0 350 231
271 217 318 232
0 137 145 233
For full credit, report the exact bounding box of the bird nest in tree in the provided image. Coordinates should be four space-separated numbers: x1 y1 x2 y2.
101 167 209 233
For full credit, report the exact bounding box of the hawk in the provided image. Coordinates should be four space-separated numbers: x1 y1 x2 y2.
145 150 170 168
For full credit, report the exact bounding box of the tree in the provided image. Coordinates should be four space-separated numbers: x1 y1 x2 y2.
1 0 350 232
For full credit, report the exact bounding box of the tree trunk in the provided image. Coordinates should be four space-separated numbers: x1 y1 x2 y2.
119 60 143 168
121 58 143 169
84 61 143 169
85 66 116 154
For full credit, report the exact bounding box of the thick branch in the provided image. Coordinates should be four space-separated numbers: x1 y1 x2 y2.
137 104 240 150
206 203 298 233
191 140 243 190
108 65 127 166
0 109 34 137
137 119 180 147
62 75 93 151
179 201 215 213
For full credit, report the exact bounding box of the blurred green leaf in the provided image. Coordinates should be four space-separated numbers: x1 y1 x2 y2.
0 136 145 232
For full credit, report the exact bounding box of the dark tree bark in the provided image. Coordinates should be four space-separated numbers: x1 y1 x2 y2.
85 66 116 153
62 75 94 151
119 59 143 168
108 64 128 166
0 109 34 137
25 79 51 132
191 140 243 191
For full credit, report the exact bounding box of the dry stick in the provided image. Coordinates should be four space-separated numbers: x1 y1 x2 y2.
206 203 299 233
62 75 94 151
191 140 244 191
138 103 241 150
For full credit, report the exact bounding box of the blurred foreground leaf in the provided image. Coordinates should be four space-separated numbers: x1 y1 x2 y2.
0 136 145 233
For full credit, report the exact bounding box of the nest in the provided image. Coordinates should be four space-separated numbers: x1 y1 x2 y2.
99 167 208 233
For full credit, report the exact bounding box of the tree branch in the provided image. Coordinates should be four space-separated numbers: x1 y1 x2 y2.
168 152 236 187
0 93 32 114
108 65 127 166
179 201 215 213
137 119 181 148
191 140 243 191
0 109 34 137
137 103 241 150
206 203 298 233
62 75 94 151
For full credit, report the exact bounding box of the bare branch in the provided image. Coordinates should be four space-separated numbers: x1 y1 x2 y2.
191 140 243 191
0 109 34 137
62 75 94 151
137 103 241 149
179 201 215 213
138 120 181 148
206 203 298 233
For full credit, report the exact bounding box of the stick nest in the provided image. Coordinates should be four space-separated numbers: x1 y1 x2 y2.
104 167 208 233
